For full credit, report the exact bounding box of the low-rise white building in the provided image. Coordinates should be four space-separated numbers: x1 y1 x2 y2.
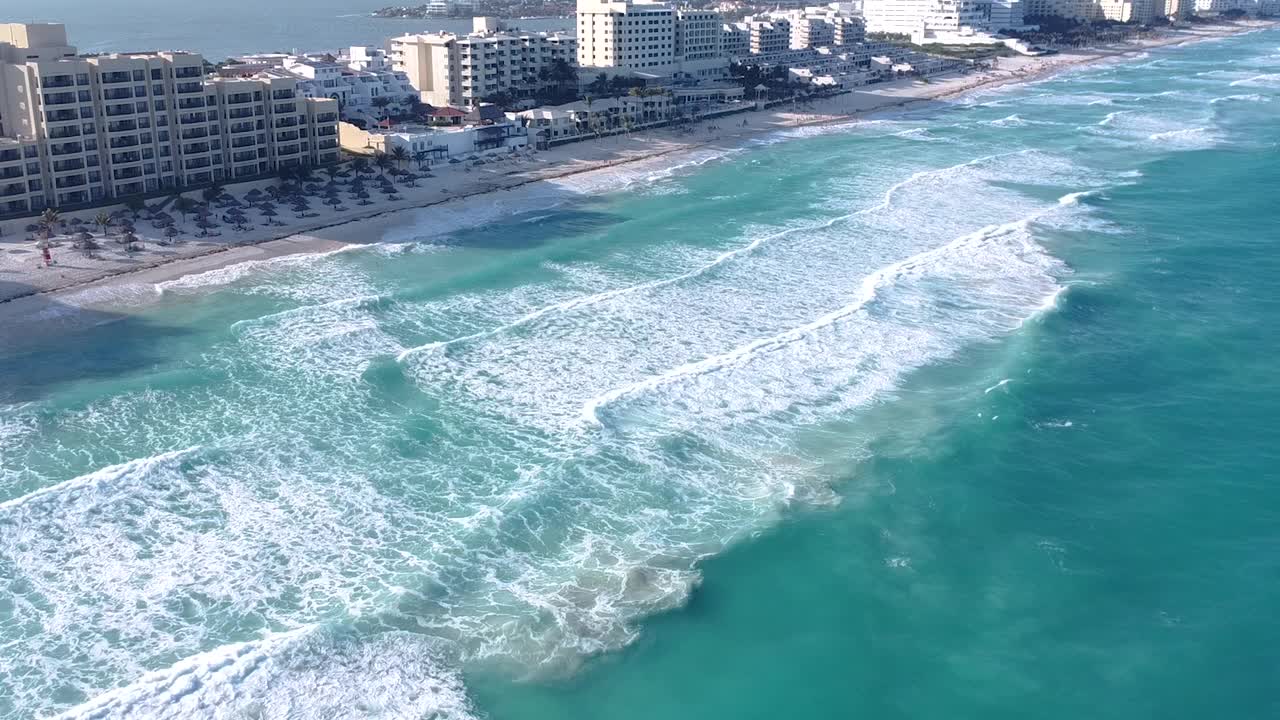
339 120 528 163
509 93 676 143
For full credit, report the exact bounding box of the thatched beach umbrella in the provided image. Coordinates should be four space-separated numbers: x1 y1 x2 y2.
164 225 180 243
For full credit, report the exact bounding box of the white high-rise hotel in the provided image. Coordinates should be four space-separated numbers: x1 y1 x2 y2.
576 0 728 79
0 23 339 217
389 19 578 108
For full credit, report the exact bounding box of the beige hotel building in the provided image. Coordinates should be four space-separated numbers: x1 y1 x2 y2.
0 23 339 217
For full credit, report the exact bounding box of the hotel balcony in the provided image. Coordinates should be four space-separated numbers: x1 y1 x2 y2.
43 92 79 106
45 109 80 123
49 142 84 156
47 125 81 140
114 180 146 196
112 167 144 181
41 76 75 88
111 151 142 164
52 158 85 173
1 183 28 198
109 136 140 149
0 167 24 180
104 104 136 118
180 127 209 140
102 88 134 101
54 175 88 189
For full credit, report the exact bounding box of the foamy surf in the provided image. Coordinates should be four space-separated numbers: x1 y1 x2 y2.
55 626 475 720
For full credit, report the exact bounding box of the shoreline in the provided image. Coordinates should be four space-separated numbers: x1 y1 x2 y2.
0 19 1270 335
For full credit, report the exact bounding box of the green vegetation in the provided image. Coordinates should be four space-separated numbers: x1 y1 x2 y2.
914 43 1017 59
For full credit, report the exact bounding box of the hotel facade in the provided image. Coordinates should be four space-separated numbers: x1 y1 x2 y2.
576 0 730 79
0 23 339 216
388 19 578 109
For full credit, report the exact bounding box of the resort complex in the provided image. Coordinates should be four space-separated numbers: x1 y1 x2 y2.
0 23 339 217
0 0 1271 226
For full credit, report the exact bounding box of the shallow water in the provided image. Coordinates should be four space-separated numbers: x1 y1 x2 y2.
2 28 1279 719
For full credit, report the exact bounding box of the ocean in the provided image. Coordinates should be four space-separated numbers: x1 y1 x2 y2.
2 27 1279 720
21 0 570 60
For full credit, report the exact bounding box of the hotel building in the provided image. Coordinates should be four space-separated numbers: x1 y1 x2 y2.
861 0 993 35
0 22 338 216
576 0 729 79
388 19 579 108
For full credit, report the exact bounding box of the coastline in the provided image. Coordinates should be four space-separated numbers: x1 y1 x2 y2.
0 19 1270 341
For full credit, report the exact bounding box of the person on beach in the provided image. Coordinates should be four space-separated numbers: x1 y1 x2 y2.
41 245 53 267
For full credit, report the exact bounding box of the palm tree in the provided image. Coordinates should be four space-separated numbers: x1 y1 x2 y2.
201 183 225 203
373 152 393 180
39 207 60 239
350 157 371 178
390 145 410 170
172 196 197 223
580 95 594 135
413 150 430 170
93 210 113 237
125 196 147 220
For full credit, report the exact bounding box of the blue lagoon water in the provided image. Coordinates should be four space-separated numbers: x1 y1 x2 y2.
2 28 1280 719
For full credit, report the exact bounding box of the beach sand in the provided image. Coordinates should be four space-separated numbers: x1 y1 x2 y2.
0 20 1268 343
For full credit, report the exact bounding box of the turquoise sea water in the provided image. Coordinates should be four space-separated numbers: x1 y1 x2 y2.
3 28 1280 719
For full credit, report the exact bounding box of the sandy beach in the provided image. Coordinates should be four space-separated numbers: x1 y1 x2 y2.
0 19 1269 340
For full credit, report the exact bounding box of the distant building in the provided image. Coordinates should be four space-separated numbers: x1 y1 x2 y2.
988 0 1026 28
0 23 337 215
388 20 578 108
576 0 729 79
861 0 993 36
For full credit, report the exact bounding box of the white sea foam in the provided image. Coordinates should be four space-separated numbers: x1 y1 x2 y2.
984 378 1013 394
397 149 1040 362
57 627 475 720
1228 72 1280 87
1147 126 1217 149
153 244 360 295
580 197 1076 426
0 446 199 513
1210 93 1272 104
1097 110 1129 127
